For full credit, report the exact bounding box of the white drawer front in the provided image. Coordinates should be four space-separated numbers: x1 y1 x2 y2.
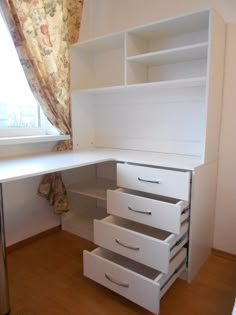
107 188 189 234
84 247 187 314
94 215 188 273
117 164 191 201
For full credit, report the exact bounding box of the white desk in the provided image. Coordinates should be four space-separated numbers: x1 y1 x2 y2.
0 148 201 183
0 148 201 315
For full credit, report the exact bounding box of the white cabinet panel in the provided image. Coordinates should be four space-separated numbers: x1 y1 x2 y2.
117 163 191 201
94 215 188 273
107 188 189 233
84 247 187 314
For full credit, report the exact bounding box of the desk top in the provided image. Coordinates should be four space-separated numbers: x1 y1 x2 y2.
0 148 203 183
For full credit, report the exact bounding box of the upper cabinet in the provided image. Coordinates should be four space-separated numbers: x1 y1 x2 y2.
126 10 209 85
126 10 209 56
71 10 210 91
70 9 225 164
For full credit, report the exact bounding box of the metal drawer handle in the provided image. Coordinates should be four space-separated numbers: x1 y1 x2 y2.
138 177 161 184
105 273 129 288
115 238 140 251
128 206 152 215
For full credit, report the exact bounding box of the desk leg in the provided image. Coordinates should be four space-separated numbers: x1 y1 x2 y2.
0 184 10 315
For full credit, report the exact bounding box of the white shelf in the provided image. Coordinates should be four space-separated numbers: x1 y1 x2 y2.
71 32 124 52
70 10 209 91
62 207 107 241
127 10 209 40
67 179 117 201
126 10 209 57
126 42 208 66
72 77 206 95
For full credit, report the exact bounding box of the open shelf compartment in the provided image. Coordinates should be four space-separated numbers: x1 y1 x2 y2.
126 10 209 56
70 33 125 90
67 178 117 201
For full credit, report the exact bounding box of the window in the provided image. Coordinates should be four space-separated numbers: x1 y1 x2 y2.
0 13 53 137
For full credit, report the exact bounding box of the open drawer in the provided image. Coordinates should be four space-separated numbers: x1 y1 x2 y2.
94 215 188 273
117 163 191 201
84 247 187 314
107 188 189 234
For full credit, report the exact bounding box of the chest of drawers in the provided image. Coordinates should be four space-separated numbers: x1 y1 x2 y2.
83 162 191 314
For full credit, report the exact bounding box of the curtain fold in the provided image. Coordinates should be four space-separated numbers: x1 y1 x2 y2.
0 0 83 213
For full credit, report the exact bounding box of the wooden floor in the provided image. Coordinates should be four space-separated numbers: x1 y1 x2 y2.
7 231 236 315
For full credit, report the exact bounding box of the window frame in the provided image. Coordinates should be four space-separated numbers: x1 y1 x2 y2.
0 107 56 138
0 12 58 139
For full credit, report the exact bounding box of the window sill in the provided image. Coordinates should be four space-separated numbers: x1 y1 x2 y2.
0 134 70 146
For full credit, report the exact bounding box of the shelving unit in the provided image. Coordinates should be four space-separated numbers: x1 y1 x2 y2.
70 9 209 91
63 162 117 241
126 42 208 64
126 42 208 84
62 207 107 241
70 33 125 90
66 8 226 314
126 56 207 84
73 76 206 95
67 178 117 201
126 11 209 57
71 8 225 163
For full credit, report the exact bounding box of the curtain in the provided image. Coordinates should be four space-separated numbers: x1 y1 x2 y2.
0 0 83 213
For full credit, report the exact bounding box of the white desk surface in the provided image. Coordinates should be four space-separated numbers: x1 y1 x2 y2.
0 148 202 183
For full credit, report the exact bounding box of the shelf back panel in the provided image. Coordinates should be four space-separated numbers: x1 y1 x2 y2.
127 30 208 57
92 86 206 156
127 10 209 40
127 59 207 85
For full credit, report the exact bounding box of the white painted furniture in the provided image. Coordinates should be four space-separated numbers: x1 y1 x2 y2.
0 8 225 315
67 8 226 314
0 148 199 315
84 247 187 314
83 162 191 314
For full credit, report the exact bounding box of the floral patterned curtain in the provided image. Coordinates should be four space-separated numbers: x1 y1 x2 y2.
0 0 83 213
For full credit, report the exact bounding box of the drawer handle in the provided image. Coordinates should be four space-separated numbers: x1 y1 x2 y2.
105 273 129 288
115 238 140 251
138 177 161 184
128 206 152 215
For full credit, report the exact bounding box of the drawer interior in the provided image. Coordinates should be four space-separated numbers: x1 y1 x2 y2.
116 188 189 209
94 247 160 279
90 247 187 284
102 215 189 242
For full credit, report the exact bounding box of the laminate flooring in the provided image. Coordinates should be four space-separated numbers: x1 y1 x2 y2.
7 231 236 315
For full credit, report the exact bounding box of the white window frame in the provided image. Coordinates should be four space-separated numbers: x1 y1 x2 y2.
0 107 59 138
0 11 60 140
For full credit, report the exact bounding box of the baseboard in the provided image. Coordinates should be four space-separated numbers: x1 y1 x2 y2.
212 248 236 262
7 225 61 253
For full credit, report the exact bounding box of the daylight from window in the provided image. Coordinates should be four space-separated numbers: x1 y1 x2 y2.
0 14 39 129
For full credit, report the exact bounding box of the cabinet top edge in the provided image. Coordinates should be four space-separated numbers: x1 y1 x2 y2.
72 8 213 49
71 77 206 95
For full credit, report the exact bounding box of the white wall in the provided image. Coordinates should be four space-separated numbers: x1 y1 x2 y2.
80 0 236 255
79 0 236 40
213 24 236 254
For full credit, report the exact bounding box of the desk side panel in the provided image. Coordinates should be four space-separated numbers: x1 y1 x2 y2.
188 161 218 281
